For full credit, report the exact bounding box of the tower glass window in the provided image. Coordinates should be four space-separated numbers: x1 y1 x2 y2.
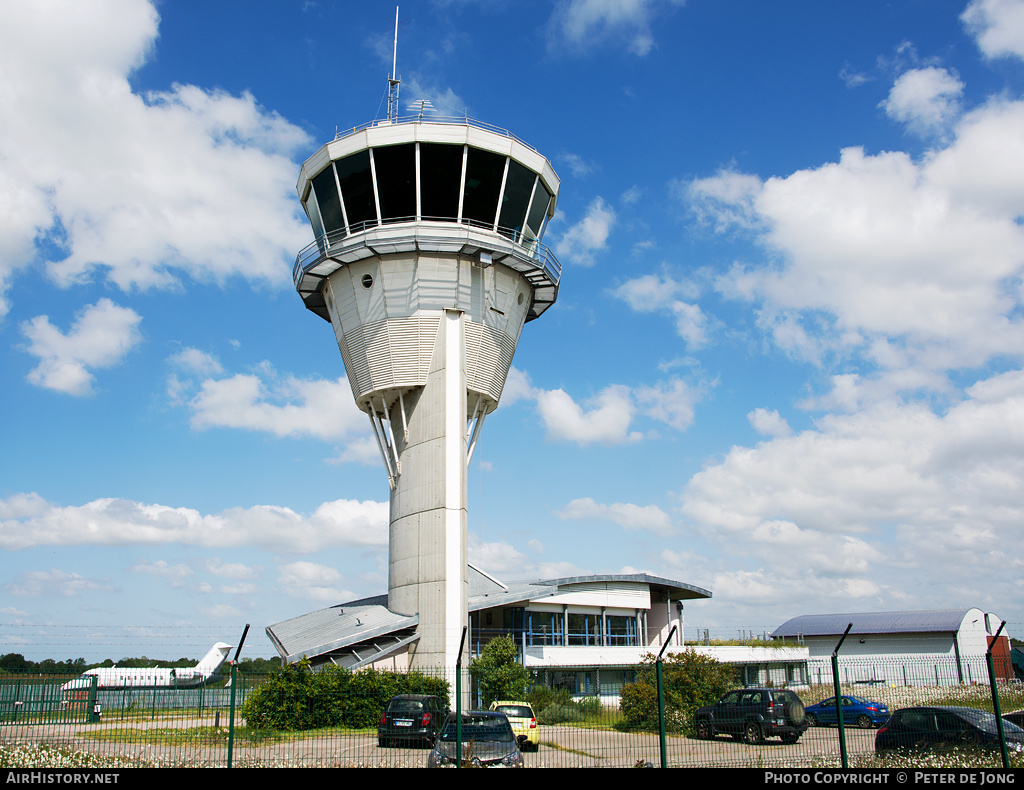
461 147 505 228
419 143 463 222
498 160 536 242
335 150 376 231
311 166 345 236
373 143 416 224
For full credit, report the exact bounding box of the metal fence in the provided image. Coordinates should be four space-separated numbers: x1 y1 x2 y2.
1 650 1021 768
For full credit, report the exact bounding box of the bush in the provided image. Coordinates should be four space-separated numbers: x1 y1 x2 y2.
618 649 736 734
241 661 450 732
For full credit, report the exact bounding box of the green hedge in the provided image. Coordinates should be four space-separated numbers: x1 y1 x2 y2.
241 662 450 732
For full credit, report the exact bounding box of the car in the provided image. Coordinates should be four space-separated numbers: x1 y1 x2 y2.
804 695 889 729
875 706 1024 754
377 694 449 748
427 710 524 767
1003 709 1024 729
489 700 539 751
693 687 808 745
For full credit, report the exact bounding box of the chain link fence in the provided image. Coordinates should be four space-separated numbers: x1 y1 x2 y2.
1 644 1021 768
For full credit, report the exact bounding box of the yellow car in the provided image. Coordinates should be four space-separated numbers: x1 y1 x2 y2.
489 701 539 752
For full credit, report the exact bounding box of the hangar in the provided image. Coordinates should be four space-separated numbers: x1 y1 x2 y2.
771 608 1013 686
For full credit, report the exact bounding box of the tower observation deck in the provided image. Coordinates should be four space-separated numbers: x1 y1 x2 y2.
292 115 560 674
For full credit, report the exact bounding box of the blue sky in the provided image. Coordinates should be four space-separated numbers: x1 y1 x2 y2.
3 0 1024 663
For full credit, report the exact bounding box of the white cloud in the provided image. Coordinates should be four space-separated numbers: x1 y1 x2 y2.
132 560 194 587
186 365 367 442
689 99 1024 397
612 274 711 349
880 67 964 137
20 299 142 395
0 0 311 313
962 0 1024 61
555 197 615 266
635 377 704 431
519 371 708 444
558 496 674 535
678 368 1024 614
546 0 684 56
683 168 764 232
5 569 115 599
747 408 792 438
277 561 355 603
0 494 388 553
535 385 642 445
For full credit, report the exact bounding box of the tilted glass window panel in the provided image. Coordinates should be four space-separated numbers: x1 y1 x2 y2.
461 147 505 228
497 160 535 242
304 191 325 241
335 150 376 231
311 166 345 235
373 143 416 224
419 143 463 222
525 181 552 241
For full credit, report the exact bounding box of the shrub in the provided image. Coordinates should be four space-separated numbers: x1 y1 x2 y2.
241 661 450 732
618 649 736 734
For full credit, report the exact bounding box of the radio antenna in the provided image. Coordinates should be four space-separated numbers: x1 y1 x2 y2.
387 7 400 122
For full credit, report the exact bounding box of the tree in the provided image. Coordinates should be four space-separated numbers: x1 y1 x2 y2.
469 635 532 706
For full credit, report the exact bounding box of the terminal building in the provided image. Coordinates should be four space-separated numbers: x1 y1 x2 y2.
266 566 811 701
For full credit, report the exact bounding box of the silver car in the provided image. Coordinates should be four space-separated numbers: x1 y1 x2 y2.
427 710 523 768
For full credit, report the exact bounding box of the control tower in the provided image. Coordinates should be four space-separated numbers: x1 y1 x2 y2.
291 114 560 671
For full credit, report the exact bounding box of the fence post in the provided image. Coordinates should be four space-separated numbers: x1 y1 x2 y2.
87 675 100 724
456 626 467 768
226 623 250 769
831 623 853 769
227 661 239 768
986 621 1009 771
656 625 677 769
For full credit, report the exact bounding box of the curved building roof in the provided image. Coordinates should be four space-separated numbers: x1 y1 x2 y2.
267 566 711 667
771 609 979 638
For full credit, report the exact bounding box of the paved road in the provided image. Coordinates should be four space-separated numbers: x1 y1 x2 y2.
3 719 878 768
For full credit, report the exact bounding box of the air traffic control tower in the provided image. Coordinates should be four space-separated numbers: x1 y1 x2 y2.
291 112 560 672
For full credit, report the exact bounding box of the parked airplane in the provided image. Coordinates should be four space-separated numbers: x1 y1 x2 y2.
62 642 233 690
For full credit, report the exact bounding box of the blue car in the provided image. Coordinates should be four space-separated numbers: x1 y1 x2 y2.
805 695 889 729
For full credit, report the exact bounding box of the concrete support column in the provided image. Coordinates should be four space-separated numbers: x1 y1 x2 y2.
388 310 469 678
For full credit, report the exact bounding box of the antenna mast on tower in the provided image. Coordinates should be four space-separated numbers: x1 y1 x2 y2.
387 6 400 122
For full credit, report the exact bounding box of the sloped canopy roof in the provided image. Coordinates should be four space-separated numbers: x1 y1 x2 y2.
266 566 710 667
771 609 978 639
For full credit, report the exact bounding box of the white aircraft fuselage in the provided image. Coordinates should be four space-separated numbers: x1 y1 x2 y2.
62 642 232 690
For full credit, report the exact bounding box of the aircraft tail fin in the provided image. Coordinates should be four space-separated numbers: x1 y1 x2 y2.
195 642 233 676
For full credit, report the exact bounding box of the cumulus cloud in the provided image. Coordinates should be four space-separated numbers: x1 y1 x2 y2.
962 0 1024 60
514 370 707 444
277 561 356 603
0 493 388 553
0 0 311 314
558 496 674 535
613 273 711 349
747 408 792 438
555 197 615 266
546 0 684 56
677 368 1024 613
535 385 642 445
686 107 1024 396
5 569 115 599
880 67 964 137
20 299 142 395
